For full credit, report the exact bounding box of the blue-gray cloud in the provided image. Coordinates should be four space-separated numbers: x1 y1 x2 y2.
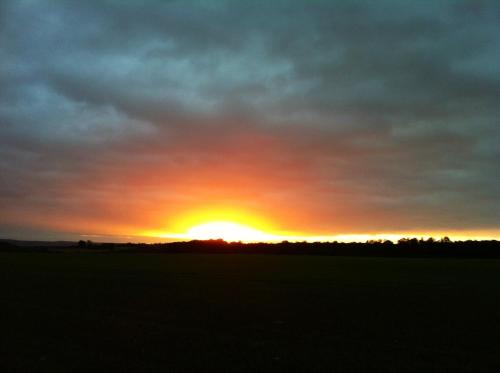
1 0 500 238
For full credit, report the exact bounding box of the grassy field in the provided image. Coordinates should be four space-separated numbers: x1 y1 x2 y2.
2 253 500 372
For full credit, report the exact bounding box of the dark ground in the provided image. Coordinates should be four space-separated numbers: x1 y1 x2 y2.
2 253 500 372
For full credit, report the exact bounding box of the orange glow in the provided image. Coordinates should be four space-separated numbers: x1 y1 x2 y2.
139 208 500 243
172 207 273 233
185 222 274 242
140 208 405 243
141 207 281 242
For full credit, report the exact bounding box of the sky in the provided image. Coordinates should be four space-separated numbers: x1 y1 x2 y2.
1 0 500 242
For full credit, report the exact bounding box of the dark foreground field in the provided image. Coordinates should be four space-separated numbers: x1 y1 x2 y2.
2 253 500 372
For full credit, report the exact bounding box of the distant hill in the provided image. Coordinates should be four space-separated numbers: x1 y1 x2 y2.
0 239 76 247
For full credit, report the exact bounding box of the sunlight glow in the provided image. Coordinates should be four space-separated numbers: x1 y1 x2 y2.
137 209 500 244
140 207 283 242
186 221 273 242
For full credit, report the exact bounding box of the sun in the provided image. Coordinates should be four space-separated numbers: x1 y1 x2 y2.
138 208 283 242
186 221 273 242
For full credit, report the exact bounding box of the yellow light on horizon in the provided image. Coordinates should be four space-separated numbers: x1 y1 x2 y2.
136 208 500 243
186 221 274 242
139 207 283 242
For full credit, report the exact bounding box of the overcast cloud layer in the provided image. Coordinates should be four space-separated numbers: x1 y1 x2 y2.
1 0 500 240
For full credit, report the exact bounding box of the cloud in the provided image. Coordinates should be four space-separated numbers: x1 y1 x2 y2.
1 0 500 239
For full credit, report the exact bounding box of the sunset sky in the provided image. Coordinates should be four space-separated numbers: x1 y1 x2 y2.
1 0 500 242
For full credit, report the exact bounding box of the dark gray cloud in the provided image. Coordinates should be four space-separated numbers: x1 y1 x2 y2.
1 0 500 239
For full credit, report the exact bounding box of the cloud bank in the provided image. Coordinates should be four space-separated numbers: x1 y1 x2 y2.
1 0 500 240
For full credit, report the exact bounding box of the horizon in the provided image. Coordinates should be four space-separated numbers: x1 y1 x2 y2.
4 231 500 245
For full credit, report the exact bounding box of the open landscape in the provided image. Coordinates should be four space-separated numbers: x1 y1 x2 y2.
2 1 500 371
3 251 500 372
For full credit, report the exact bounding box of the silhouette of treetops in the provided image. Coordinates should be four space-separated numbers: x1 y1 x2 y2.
2 237 500 257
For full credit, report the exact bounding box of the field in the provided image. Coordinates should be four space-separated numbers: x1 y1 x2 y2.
2 253 500 372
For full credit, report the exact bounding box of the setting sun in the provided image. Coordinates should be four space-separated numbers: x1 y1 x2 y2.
186 222 273 242
139 208 285 243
